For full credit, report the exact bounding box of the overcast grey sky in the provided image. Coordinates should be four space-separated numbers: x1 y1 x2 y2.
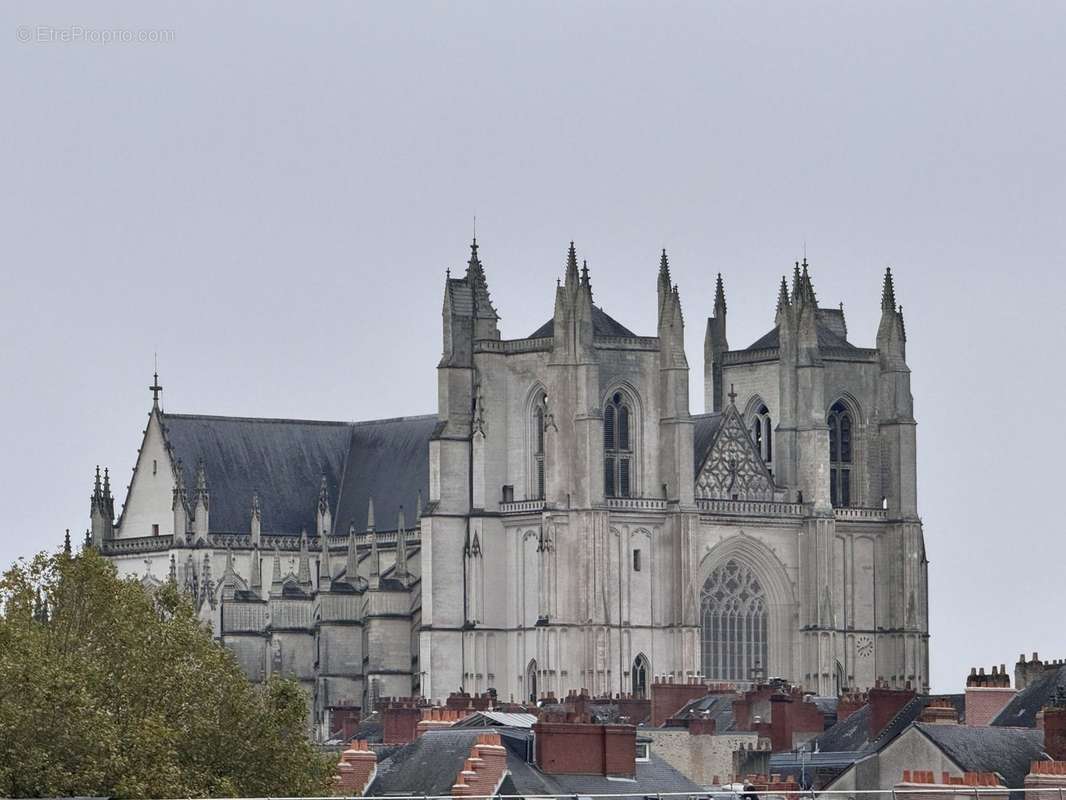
2 1 1064 692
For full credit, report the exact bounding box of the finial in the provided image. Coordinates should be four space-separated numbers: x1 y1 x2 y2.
659 249 671 285
727 384 737 406
565 241 579 285
149 360 162 408
63 529 71 555
714 272 726 316
580 259 591 289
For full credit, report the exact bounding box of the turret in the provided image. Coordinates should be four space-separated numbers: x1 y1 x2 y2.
703 272 729 412
775 259 830 508
875 267 917 517
550 242 595 362
658 251 694 505
192 460 209 543
316 474 332 538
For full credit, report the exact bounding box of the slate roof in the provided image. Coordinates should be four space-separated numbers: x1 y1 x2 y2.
692 413 724 473
368 728 486 797
159 412 434 536
746 320 856 351
667 693 738 732
529 305 638 339
993 664 1066 728
498 728 702 796
915 723 1047 789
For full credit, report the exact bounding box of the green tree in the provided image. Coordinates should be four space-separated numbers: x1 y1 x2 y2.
0 547 334 798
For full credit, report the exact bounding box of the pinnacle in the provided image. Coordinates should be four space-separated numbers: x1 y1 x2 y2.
565 241 580 285
367 496 376 531
881 267 897 311
777 276 790 311
714 272 727 315
659 249 671 286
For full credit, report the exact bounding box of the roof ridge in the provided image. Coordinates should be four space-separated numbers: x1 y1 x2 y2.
163 411 437 427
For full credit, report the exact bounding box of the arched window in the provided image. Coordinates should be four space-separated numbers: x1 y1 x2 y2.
700 559 768 681
526 659 538 703
532 392 547 500
828 400 853 507
632 654 649 698
749 403 773 470
604 392 633 497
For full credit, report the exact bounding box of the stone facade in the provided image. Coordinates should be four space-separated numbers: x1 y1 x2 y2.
91 239 929 739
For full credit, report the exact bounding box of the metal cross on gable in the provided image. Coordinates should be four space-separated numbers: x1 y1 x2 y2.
727 383 737 405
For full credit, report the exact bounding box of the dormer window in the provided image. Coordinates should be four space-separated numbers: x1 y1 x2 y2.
604 392 633 497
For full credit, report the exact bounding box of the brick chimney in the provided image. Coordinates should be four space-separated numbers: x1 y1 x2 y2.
1042 704 1066 761
651 677 725 727
334 739 378 795
768 691 827 751
919 698 959 725
1025 761 1066 792
451 733 509 797
965 665 1015 726
837 690 869 723
896 769 1007 800
533 721 636 777
869 680 916 739
382 697 425 744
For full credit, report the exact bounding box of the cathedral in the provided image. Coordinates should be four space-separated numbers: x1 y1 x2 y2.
91 239 929 739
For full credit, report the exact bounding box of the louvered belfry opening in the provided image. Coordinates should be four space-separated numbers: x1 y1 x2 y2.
604 392 632 497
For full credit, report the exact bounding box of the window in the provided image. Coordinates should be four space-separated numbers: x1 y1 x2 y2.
526 659 538 703
532 392 547 500
502 485 514 503
152 523 159 537
633 548 642 572
749 403 772 469
701 559 768 681
604 392 633 497
828 400 853 507
635 742 651 761
632 654 650 699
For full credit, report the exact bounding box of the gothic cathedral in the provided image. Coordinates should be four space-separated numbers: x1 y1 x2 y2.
91 240 928 739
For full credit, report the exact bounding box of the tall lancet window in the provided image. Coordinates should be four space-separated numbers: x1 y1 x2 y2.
828 400 853 507
701 559 768 682
604 392 633 497
749 403 773 471
532 391 547 500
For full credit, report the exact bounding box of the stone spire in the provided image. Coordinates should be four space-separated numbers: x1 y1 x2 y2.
798 258 818 306
200 552 214 610
297 529 312 589
395 506 409 585
580 259 593 301
63 529 71 556
168 552 177 583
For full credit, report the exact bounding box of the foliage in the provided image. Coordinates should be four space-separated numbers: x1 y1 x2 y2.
0 548 334 798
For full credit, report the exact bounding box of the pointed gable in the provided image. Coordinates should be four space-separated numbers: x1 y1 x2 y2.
695 404 775 501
